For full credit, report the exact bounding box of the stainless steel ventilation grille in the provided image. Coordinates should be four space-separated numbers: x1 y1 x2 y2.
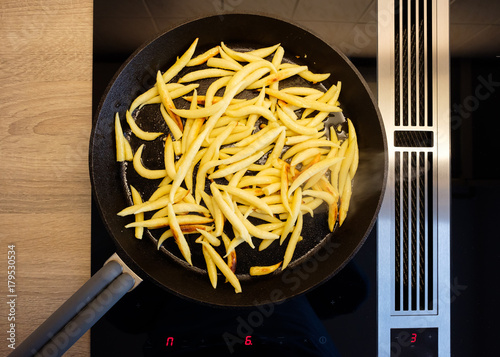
394 150 435 313
378 0 450 355
394 0 433 128
392 0 437 315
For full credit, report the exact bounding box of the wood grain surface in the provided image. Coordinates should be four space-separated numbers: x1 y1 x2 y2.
0 0 93 355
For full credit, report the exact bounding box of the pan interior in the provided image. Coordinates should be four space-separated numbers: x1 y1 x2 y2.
120 41 349 281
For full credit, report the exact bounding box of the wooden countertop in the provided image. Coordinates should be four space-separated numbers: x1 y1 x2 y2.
1 1 93 355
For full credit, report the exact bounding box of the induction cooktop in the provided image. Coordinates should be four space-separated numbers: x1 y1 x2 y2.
91 1 500 356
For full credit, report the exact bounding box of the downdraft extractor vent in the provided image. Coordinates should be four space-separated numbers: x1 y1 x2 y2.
391 0 438 316
377 0 450 353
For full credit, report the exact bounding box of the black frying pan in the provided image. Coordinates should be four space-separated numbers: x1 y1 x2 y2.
11 14 386 356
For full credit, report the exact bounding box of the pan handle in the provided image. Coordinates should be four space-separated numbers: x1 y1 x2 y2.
9 254 141 357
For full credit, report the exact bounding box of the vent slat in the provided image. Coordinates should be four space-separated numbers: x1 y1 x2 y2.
395 152 401 311
402 151 409 311
410 152 417 310
419 152 426 310
395 0 401 127
410 1 417 127
427 152 434 310
426 0 433 126
418 0 426 126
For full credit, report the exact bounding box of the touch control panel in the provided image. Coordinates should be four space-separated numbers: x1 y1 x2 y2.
390 328 438 356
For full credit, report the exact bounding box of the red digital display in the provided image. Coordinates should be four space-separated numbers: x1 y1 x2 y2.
390 328 438 356
410 333 417 343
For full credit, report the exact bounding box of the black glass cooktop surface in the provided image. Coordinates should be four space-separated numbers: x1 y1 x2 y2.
91 1 500 356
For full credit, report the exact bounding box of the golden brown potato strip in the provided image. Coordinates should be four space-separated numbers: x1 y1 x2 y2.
148 184 172 202
258 239 275 251
186 45 219 66
178 68 234 83
125 214 213 229
279 63 330 83
164 135 177 179
133 144 167 180
163 38 199 82
119 188 189 217
130 186 144 239
282 213 303 269
197 239 242 293
236 175 279 188
331 140 348 193
167 203 192 265
207 56 243 71
280 187 302 245
152 203 210 219
339 173 352 226
157 229 173 249
249 262 282 276
185 147 207 192
347 118 359 176
220 42 267 62
338 121 358 195
201 191 225 237
225 105 276 122
197 229 221 247
246 43 281 57
115 113 127 162
202 243 218 289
